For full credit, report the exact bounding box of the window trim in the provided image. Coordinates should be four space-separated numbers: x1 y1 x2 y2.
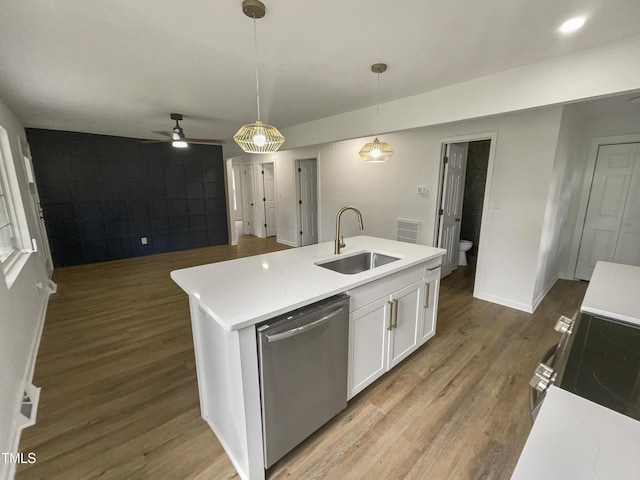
0 126 33 286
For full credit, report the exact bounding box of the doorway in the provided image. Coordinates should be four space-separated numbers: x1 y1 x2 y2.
231 163 244 239
241 164 256 236
261 162 277 237
436 138 492 281
575 142 640 280
296 158 318 246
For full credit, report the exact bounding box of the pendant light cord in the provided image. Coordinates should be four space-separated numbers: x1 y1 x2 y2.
376 72 380 120
253 17 261 121
375 71 380 136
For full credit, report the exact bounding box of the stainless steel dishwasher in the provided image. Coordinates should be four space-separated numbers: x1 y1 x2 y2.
257 293 349 468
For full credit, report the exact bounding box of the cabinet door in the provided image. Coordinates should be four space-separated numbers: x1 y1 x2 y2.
388 281 423 369
348 296 392 399
421 271 440 344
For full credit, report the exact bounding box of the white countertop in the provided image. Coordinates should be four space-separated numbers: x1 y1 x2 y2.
581 261 640 326
170 236 445 331
511 386 640 480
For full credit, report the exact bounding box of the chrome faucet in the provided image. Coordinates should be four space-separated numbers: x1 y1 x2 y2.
334 206 364 254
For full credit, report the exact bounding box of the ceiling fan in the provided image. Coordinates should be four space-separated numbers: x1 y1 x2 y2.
140 113 224 147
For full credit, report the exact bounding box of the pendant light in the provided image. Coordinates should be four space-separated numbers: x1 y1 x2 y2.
234 0 285 154
171 113 188 148
359 63 393 163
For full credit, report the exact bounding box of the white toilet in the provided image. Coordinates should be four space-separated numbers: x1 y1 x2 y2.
458 240 473 266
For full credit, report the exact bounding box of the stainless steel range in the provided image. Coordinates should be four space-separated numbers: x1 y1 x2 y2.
530 310 640 421
530 261 640 421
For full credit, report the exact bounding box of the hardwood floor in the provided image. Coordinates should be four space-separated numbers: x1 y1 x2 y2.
17 240 587 480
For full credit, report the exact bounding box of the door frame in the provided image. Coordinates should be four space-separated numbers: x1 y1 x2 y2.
567 133 640 279
295 155 321 247
434 131 497 299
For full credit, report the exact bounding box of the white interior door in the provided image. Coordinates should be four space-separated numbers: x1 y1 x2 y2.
438 143 468 277
232 164 243 222
576 143 640 280
297 159 318 246
242 164 256 236
616 150 640 266
262 163 277 237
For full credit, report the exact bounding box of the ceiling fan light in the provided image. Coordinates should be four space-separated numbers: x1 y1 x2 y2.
172 139 188 148
359 138 393 163
234 120 284 154
170 114 188 148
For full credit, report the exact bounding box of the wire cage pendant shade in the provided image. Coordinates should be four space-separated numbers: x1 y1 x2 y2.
359 137 393 163
235 0 284 154
234 120 284 154
360 63 393 163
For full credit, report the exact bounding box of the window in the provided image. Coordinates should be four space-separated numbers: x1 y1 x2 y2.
0 151 19 264
0 128 26 272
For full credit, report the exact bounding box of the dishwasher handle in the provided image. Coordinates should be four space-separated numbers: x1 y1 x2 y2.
265 306 345 343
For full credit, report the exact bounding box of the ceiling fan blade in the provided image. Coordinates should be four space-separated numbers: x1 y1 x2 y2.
139 139 171 144
185 138 225 145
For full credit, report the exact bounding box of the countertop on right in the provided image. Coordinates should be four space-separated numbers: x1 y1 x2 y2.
511 386 640 480
581 261 640 326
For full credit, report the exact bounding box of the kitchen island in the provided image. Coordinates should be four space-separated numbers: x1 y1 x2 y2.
171 236 445 480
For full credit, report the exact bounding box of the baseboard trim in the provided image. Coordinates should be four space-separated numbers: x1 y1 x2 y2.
473 291 534 314
1 282 55 480
277 238 296 247
532 276 559 313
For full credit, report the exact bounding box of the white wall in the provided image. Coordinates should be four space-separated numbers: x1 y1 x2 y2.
563 110 640 279
0 96 51 480
233 106 565 312
278 35 640 151
533 106 589 306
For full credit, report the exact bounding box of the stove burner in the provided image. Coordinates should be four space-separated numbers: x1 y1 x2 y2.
592 364 640 407
597 325 640 356
555 312 640 422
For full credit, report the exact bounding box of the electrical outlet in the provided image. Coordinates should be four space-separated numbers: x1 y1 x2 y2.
141 237 148 245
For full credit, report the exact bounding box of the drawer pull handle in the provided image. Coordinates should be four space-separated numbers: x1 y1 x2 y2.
424 283 431 309
387 301 394 330
392 299 399 328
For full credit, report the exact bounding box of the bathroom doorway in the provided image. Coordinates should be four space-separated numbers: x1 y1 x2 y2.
296 158 318 246
436 137 492 281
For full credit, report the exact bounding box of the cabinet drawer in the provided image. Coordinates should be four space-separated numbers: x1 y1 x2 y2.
347 264 425 311
425 256 442 271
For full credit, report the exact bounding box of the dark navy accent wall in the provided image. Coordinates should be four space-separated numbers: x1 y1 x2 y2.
27 129 228 267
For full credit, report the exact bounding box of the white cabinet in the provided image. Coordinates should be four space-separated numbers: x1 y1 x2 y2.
347 263 440 399
349 296 391 396
421 266 441 344
388 281 423 368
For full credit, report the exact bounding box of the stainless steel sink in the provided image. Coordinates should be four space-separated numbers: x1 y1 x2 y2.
316 251 400 275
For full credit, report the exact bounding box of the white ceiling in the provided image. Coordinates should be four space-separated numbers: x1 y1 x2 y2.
2 0 640 145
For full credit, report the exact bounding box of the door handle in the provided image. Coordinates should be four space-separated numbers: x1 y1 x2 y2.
265 306 344 343
387 301 394 331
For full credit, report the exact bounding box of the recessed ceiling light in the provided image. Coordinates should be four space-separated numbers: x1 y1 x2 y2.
559 17 586 34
